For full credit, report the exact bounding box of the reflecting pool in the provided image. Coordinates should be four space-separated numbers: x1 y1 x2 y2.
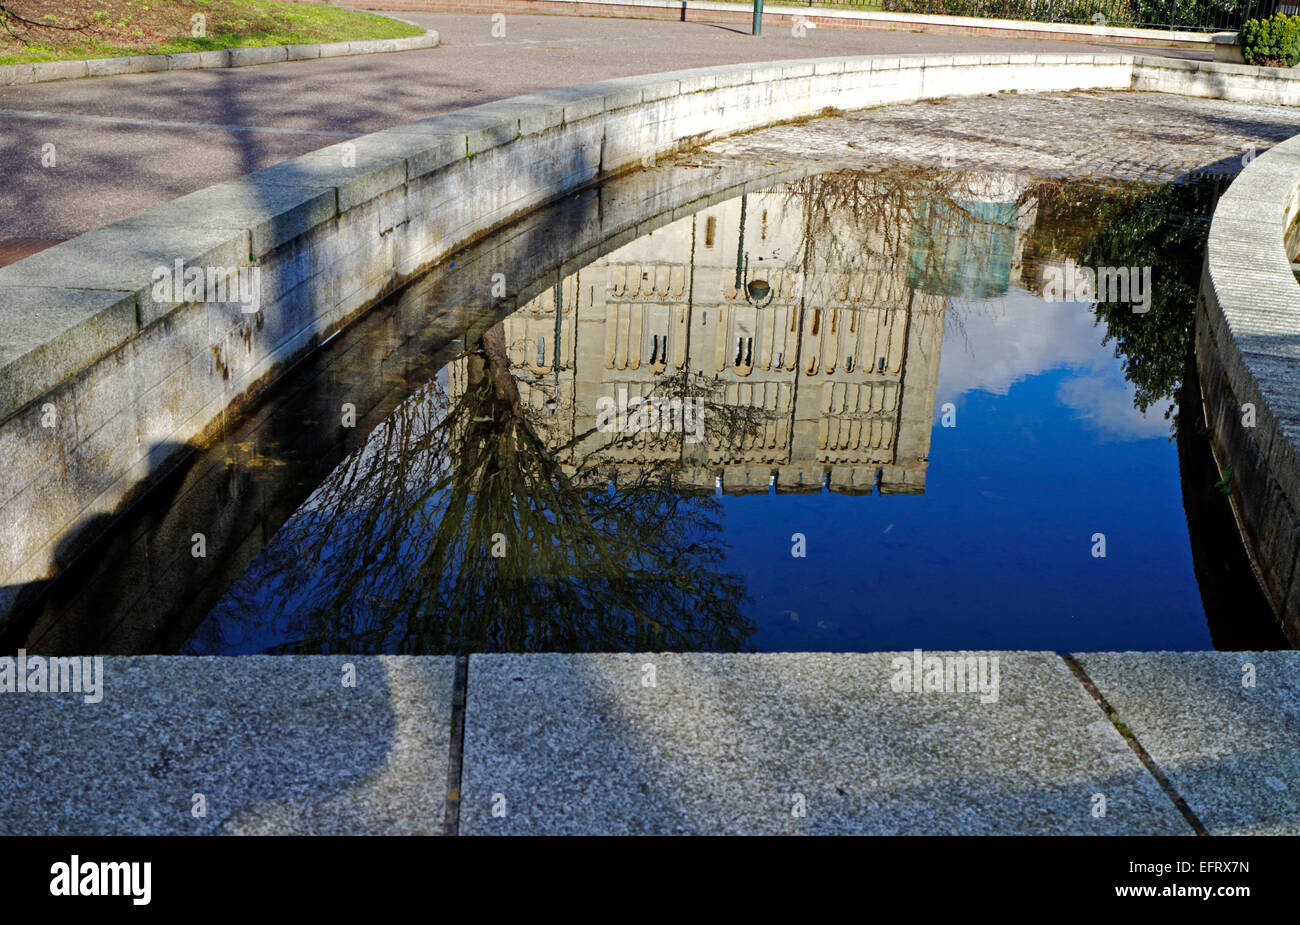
5 164 1286 655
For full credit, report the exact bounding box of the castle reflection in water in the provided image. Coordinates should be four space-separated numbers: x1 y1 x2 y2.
452 169 1037 496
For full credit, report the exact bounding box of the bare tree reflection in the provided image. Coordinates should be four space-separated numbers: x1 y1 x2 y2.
783 167 1031 348
190 323 765 655
189 168 987 655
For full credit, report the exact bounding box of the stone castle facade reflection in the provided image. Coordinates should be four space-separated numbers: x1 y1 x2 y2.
453 174 1033 495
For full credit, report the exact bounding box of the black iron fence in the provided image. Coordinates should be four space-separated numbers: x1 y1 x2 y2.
872 0 1295 31
721 0 1295 30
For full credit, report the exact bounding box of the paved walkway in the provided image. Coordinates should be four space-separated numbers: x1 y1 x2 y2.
689 90 1300 180
1 652 1296 834
0 11 1205 252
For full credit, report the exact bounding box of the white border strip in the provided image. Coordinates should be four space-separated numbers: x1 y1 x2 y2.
544 0 1214 44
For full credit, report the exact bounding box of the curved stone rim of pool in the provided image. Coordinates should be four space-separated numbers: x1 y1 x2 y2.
1200 131 1300 645
2 51 1299 622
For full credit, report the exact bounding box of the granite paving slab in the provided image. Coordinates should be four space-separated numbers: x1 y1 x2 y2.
460 652 1192 835
1076 651 1300 835
0 655 454 835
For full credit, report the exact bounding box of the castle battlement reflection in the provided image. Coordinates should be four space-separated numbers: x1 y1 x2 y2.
452 170 1033 496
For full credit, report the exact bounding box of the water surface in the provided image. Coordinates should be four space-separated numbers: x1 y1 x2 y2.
6 164 1284 655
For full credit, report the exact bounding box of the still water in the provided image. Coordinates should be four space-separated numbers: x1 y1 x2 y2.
6 164 1286 655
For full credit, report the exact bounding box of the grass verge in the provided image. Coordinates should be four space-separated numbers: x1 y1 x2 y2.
0 0 423 65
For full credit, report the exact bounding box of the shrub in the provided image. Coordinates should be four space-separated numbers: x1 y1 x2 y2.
1240 13 1300 68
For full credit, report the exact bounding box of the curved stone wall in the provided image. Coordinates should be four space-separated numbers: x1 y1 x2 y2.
8 159 819 653
1198 132 1300 646
1 51 1298 623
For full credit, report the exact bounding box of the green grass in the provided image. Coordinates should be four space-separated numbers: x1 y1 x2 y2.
0 0 423 66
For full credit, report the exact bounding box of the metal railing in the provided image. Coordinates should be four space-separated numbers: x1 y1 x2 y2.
874 0 1292 31
665 0 1294 34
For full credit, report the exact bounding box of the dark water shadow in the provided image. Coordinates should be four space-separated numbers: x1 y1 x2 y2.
1 158 802 656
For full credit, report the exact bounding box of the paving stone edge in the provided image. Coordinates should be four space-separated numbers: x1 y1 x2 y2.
0 27 439 88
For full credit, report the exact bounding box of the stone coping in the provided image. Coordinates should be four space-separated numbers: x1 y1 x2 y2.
0 51 1127 423
0 27 438 88
5 51 1298 427
1207 139 1300 465
1201 128 1300 638
1 51 1298 618
1 651 1296 834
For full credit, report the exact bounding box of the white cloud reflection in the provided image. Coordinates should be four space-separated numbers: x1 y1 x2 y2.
935 287 1171 441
